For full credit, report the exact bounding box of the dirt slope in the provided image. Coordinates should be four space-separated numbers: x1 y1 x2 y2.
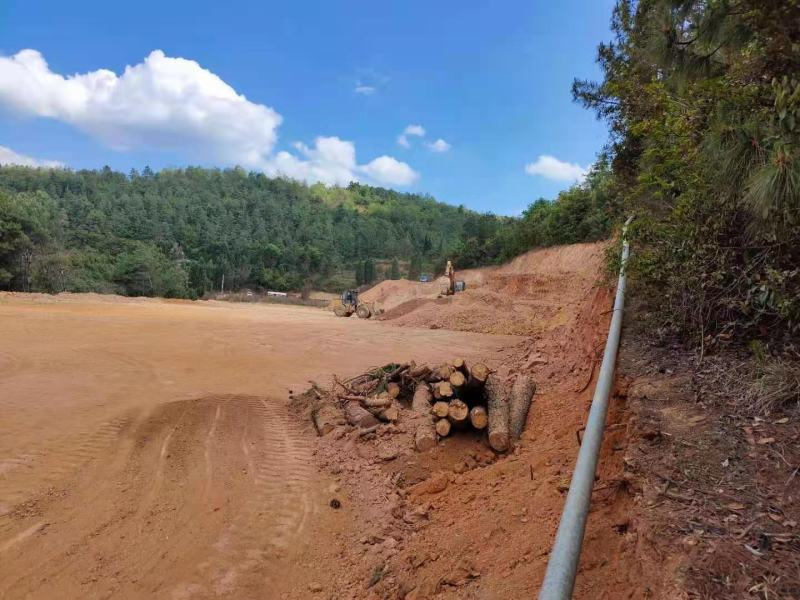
376 242 608 336
290 241 656 599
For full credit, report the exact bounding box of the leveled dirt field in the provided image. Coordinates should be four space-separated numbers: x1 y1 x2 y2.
0 241 654 599
0 294 515 599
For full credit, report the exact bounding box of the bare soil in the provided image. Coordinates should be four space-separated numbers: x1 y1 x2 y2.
0 240 669 599
0 294 514 599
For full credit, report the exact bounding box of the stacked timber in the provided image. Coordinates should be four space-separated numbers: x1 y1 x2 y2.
313 358 535 453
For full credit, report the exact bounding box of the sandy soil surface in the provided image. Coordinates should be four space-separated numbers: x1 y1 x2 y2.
0 294 516 599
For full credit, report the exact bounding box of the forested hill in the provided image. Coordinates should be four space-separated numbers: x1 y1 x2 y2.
0 166 513 298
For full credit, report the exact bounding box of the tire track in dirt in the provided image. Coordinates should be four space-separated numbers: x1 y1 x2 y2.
183 396 317 598
0 394 321 600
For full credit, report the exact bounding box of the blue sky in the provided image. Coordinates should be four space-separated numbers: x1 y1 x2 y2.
0 0 616 214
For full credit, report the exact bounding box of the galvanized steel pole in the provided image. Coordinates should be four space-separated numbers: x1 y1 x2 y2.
538 217 633 600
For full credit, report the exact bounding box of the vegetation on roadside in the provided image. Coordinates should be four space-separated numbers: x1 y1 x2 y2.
576 0 800 353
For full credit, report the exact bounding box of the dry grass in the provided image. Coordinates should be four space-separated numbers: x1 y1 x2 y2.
744 358 800 415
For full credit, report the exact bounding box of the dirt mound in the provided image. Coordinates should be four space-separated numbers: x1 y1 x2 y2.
380 242 608 336
360 278 445 312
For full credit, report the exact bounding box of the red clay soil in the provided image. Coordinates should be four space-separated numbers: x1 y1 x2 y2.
292 241 661 599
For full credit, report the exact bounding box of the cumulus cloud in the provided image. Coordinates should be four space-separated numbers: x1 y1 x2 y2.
0 145 63 168
361 155 419 186
0 49 417 187
354 84 376 95
426 138 451 153
265 136 418 187
524 155 587 182
0 49 282 168
397 124 426 148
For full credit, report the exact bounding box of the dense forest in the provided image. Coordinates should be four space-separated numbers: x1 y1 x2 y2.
0 161 614 299
575 0 800 345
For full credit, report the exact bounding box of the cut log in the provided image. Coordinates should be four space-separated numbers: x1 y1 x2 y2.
452 357 466 372
432 401 450 418
378 404 400 423
449 370 466 390
361 395 392 409
435 418 452 437
435 381 454 400
485 376 510 451
467 363 490 390
412 383 436 451
509 375 536 440
415 424 436 451
447 399 469 426
431 363 454 382
412 383 433 412
344 401 381 428
386 382 401 399
409 364 432 380
312 403 342 435
469 406 488 430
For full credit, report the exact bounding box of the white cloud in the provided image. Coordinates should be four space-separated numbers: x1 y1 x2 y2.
354 84 376 95
0 49 418 187
426 138 451 153
397 124 426 148
265 136 418 187
0 49 282 168
361 155 419 186
403 124 425 137
0 145 63 168
524 155 588 182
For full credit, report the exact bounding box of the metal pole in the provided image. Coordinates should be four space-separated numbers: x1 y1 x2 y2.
538 217 633 600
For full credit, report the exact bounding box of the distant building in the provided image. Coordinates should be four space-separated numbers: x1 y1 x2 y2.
266 290 288 297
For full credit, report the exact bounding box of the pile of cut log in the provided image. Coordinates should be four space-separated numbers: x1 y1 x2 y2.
311 359 535 453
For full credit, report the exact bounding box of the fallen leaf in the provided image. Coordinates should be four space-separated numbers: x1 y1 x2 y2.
727 502 746 511
774 417 789 424
757 437 775 445
689 415 706 424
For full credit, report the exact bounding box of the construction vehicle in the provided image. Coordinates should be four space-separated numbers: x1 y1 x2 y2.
334 289 373 318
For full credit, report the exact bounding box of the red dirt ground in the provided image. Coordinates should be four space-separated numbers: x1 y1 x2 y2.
0 241 660 599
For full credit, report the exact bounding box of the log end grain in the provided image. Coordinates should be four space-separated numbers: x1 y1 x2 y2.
469 405 488 430
435 418 452 437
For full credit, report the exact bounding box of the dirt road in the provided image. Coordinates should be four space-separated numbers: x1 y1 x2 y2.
0 294 515 599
